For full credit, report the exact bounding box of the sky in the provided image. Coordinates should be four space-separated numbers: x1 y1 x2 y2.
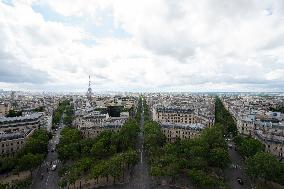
0 0 284 92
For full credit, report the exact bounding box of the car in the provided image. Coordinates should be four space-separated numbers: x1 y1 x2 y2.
51 164 57 171
237 177 244 185
51 148 55 152
228 144 233 148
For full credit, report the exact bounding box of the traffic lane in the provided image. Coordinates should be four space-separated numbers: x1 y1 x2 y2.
224 142 252 189
32 132 61 188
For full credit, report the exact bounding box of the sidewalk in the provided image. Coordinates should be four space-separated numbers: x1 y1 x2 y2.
0 171 30 184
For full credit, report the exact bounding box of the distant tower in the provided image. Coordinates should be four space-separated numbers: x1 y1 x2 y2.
86 75 93 101
11 91 15 101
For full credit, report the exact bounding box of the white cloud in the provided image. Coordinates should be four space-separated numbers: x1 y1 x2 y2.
0 0 284 92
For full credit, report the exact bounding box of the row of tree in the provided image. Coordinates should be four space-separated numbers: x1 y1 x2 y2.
57 118 140 188
0 129 50 176
52 99 72 127
215 97 237 136
0 177 32 189
234 135 284 185
143 99 230 188
217 97 284 186
143 98 150 122
135 97 142 122
145 122 229 188
269 106 284 113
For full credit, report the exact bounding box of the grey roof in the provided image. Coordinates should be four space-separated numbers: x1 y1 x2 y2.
160 122 205 130
0 113 43 123
255 131 284 144
156 106 193 114
0 129 33 142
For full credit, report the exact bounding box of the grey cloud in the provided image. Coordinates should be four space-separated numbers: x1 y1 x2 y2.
141 33 196 62
95 58 108 68
0 51 49 84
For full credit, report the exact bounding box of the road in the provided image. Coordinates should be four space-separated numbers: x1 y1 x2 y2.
126 98 151 188
101 98 152 189
31 114 64 189
224 141 253 189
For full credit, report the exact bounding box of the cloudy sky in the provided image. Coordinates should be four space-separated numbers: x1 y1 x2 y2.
0 0 284 92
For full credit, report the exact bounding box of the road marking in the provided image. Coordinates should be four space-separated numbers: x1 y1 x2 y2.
140 150 143 164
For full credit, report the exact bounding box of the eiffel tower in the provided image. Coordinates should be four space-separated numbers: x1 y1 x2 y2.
86 75 93 101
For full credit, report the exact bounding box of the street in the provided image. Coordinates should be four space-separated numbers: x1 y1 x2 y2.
224 140 253 189
101 98 152 189
125 98 151 188
31 115 64 189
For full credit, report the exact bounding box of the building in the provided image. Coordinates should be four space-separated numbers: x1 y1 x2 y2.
0 113 44 133
153 106 214 127
0 102 11 117
78 117 128 138
161 122 205 142
0 129 34 157
222 95 284 159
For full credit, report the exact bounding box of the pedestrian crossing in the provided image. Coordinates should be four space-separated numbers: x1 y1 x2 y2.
42 159 60 167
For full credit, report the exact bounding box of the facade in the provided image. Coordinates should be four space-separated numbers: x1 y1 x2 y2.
78 117 128 138
222 96 284 159
147 94 215 141
0 129 34 157
236 117 256 136
255 129 284 158
0 102 11 117
153 106 214 127
161 122 205 141
0 113 44 133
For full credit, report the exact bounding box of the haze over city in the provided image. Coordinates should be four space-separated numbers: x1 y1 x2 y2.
1 1 284 189
1 0 284 92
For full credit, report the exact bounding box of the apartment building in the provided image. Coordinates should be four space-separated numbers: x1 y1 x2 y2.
79 117 128 138
153 106 214 127
0 129 34 157
161 122 205 142
0 102 11 116
222 95 284 158
0 113 44 133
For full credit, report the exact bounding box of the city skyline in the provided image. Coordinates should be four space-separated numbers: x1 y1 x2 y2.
1 0 284 92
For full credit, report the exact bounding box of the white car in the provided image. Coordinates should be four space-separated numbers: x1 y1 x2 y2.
51 164 57 171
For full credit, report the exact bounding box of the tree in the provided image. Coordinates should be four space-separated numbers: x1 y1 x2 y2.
91 141 105 159
237 137 264 158
246 152 281 182
201 124 227 150
187 157 207 170
22 129 49 155
122 150 139 169
109 155 123 184
209 147 230 169
6 110 22 117
17 153 43 176
215 97 237 136
0 157 17 174
116 119 139 152
188 169 219 187
90 162 104 183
